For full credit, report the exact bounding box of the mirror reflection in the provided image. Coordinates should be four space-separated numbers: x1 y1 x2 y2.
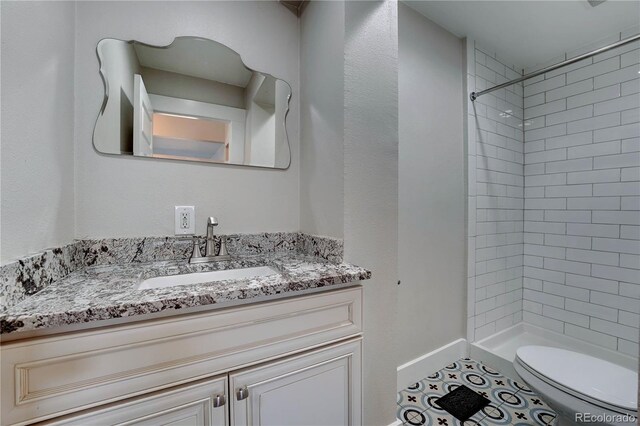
93 37 291 169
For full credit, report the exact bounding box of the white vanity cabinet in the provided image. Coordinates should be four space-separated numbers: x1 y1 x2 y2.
43 338 361 426
1 286 363 426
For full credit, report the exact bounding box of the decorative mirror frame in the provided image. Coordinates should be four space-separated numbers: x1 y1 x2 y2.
93 36 292 170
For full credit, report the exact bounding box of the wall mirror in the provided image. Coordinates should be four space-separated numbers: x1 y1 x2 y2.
93 37 291 169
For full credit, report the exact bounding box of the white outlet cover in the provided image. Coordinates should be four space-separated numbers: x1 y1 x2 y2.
175 206 195 235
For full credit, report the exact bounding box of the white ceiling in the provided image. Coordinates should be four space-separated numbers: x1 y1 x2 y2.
404 0 640 70
134 37 253 87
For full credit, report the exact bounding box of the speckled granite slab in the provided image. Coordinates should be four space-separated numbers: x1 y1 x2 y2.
0 233 343 311
0 253 370 335
297 234 343 263
77 232 301 267
0 243 83 310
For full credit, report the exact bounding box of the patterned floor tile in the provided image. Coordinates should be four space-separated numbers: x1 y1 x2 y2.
500 401 556 425
406 380 429 394
518 392 555 413
418 379 448 395
421 407 487 426
457 359 485 374
506 376 535 395
441 360 464 372
423 370 447 382
398 405 430 426
464 409 491 426
397 357 557 426
422 409 454 426
476 362 501 377
478 372 527 395
440 370 494 397
476 403 512 425
419 387 449 413
438 361 487 380
487 387 527 410
399 387 431 412
440 369 465 383
523 407 557 425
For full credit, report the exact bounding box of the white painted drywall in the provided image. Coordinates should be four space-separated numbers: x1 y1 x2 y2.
244 72 273 166
397 3 466 365
0 1 76 263
74 1 300 238
140 66 246 109
344 1 399 424
299 0 345 239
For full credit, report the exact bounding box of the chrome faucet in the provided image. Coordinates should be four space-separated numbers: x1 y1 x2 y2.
189 216 231 263
205 216 218 256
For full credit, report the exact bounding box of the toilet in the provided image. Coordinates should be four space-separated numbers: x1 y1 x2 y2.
514 346 638 426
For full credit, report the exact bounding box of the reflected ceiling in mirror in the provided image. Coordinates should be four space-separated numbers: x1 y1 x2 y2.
94 37 291 169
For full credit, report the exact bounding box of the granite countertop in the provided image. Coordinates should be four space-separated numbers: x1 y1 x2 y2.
0 253 371 336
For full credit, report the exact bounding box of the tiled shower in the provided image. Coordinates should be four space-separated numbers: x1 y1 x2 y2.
466 40 526 342
466 32 640 357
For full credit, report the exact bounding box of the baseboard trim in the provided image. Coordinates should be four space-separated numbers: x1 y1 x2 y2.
396 338 468 392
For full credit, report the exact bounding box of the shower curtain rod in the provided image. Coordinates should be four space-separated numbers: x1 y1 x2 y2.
469 33 640 101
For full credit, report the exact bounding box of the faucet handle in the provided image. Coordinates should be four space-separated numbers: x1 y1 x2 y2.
218 236 229 257
190 236 203 259
208 217 219 226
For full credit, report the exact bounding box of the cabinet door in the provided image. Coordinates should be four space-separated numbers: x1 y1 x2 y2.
41 376 228 426
230 338 362 426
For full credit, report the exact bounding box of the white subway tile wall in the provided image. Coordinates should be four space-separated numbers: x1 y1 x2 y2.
522 35 640 357
466 35 640 356
466 40 524 341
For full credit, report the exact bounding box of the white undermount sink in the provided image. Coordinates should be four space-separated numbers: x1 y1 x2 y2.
137 266 279 290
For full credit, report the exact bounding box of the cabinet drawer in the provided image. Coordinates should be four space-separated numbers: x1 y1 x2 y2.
38 375 228 426
1 286 362 425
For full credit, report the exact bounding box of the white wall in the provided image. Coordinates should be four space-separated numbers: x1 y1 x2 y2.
465 40 525 342
397 4 466 365
244 72 275 167
0 1 76 263
344 1 399 424
141 66 246 109
248 102 276 167
300 4 401 421
522 31 640 357
299 1 345 239
74 1 300 238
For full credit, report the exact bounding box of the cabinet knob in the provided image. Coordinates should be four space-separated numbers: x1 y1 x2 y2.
236 386 249 401
212 394 226 408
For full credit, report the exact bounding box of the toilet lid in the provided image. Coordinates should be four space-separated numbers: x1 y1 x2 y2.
516 345 637 412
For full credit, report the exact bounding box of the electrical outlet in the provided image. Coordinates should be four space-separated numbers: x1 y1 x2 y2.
175 206 195 235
